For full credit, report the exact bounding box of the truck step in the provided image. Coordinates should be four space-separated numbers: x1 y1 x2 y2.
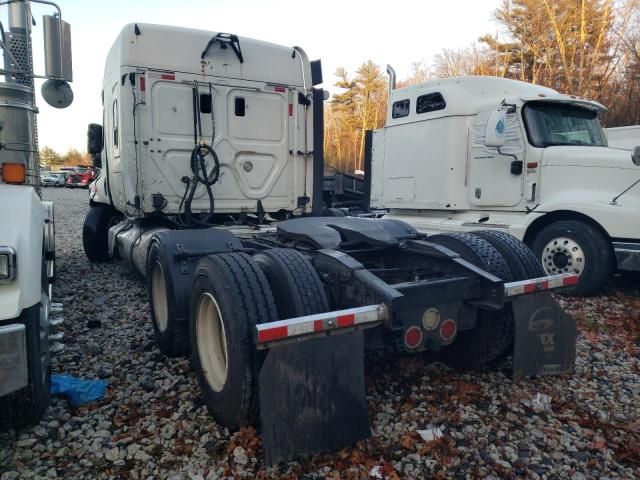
50 317 63 326
50 302 64 314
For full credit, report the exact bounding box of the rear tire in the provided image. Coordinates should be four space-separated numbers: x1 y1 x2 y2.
82 205 121 262
253 248 329 318
147 241 191 357
189 253 277 429
428 232 512 282
473 230 544 280
530 220 613 296
0 302 51 430
428 232 513 369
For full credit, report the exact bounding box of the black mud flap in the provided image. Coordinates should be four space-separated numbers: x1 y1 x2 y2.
512 293 577 381
259 332 371 465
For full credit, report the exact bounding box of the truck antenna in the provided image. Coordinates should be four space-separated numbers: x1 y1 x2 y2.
611 178 640 205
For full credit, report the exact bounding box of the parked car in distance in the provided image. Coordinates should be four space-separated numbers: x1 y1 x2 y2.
41 171 67 187
65 169 94 188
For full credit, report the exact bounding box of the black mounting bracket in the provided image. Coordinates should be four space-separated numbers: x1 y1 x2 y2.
201 33 244 64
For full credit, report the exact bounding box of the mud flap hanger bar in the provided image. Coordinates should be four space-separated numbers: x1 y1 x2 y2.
504 273 578 297
255 272 578 349
255 304 388 349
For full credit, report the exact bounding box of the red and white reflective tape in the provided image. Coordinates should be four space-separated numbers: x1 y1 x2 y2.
504 273 578 298
148 71 176 81
255 304 387 348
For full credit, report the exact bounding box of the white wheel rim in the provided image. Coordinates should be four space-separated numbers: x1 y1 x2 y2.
196 292 228 392
541 237 585 276
151 262 169 332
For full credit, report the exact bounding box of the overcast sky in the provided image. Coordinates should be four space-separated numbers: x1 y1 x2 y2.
3 0 500 152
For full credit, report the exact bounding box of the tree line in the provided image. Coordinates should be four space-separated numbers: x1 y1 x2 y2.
40 146 91 168
325 0 640 173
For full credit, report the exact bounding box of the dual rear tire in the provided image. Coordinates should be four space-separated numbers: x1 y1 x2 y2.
147 241 191 357
428 231 543 370
188 249 327 429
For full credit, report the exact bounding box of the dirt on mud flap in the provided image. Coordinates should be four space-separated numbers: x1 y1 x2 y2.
259 332 371 465
511 292 577 381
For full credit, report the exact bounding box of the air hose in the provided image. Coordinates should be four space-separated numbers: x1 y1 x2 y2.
184 143 219 225
176 83 221 227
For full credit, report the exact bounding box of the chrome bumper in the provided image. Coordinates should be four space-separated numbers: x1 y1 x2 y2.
0 322 28 396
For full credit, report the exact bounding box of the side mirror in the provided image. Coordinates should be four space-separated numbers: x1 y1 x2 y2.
310 59 323 86
43 15 73 82
633 146 640 166
87 123 103 155
485 110 507 148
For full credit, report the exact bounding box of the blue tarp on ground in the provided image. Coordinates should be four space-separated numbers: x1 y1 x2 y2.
50 374 107 407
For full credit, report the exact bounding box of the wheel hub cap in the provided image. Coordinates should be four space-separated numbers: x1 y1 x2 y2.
196 292 228 392
552 251 569 269
541 237 585 276
151 263 169 332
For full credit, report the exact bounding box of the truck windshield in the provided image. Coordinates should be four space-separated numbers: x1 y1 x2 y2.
523 101 607 147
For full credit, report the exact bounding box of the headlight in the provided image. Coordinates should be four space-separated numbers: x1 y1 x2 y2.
0 247 17 282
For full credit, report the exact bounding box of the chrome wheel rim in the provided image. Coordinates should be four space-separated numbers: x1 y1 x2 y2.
151 263 169 332
196 292 228 392
541 237 585 276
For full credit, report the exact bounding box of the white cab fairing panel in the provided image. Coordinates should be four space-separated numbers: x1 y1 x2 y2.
0 185 43 320
101 24 314 217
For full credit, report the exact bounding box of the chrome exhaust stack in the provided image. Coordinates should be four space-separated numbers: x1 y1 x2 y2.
386 64 396 97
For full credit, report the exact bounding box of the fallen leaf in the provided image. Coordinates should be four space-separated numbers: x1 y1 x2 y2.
620 419 640 433
400 434 416 451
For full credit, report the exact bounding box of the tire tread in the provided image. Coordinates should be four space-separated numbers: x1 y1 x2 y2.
190 253 277 428
82 205 118 262
428 232 513 369
474 230 544 280
254 248 328 318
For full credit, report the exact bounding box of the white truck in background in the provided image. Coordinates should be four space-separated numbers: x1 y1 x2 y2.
607 125 640 151
371 72 640 295
0 0 72 427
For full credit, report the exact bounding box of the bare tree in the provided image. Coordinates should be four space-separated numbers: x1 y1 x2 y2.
431 0 640 126
325 62 387 172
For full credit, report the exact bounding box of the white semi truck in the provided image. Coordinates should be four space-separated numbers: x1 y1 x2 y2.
0 0 71 428
371 73 640 295
85 23 578 463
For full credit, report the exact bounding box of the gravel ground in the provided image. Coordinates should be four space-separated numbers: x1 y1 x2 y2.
1 187 639 479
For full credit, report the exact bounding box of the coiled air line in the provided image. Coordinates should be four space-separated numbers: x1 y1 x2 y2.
179 83 220 227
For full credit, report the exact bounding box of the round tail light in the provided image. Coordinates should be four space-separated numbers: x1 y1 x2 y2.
404 326 423 349
440 319 457 342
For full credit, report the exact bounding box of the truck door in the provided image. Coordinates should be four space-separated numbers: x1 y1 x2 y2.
469 110 524 207
226 86 295 208
145 74 295 212
105 82 130 213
